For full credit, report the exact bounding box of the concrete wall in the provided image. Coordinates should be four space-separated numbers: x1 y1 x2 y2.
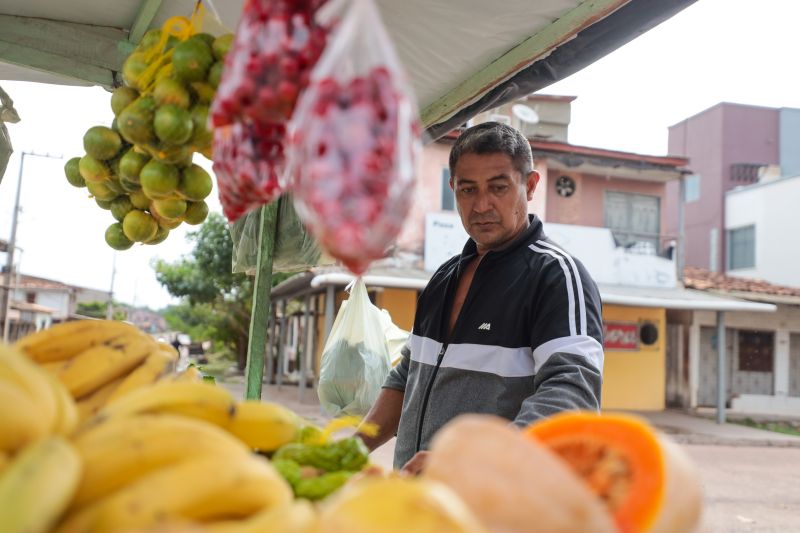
725 175 800 286
544 171 667 232
32 291 70 320
601 305 666 411
396 142 452 255
375 288 416 332
779 108 800 177
666 104 780 271
691 306 800 411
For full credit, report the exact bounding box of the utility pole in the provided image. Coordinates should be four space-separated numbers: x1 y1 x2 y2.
1 151 61 340
106 252 117 320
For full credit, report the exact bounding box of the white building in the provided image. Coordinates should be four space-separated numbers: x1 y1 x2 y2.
725 174 800 287
1 273 109 322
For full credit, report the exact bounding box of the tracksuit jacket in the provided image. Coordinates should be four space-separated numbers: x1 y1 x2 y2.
384 214 604 469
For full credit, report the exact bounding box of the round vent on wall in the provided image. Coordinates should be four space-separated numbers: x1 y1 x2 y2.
555 175 576 197
640 323 659 346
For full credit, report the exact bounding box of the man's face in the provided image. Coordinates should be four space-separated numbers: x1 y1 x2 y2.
451 152 539 254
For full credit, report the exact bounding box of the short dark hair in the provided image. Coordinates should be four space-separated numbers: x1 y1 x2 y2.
449 121 533 180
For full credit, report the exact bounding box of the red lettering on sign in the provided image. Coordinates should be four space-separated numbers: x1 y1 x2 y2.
603 322 639 350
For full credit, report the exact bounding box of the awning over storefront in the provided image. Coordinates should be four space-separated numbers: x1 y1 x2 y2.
599 284 776 312
272 267 777 313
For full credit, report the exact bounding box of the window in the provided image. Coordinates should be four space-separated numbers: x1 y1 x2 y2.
684 174 700 203
727 225 755 270
604 191 661 253
441 168 455 211
25 292 35 304
738 330 774 372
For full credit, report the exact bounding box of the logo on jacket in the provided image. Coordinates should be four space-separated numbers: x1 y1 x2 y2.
478 322 491 331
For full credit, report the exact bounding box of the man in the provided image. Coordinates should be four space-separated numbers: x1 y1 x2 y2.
360 122 604 473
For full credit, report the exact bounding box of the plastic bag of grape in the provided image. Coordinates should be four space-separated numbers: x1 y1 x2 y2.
287 0 422 275
210 0 330 222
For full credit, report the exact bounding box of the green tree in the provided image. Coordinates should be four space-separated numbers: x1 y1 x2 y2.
76 300 126 321
153 212 289 370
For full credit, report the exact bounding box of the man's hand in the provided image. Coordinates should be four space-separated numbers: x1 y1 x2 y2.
401 451 429 476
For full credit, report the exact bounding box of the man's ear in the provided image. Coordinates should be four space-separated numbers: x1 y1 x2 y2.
449 176 455 191
526 170 540 200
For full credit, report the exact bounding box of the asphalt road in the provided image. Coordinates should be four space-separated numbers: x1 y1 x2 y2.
686 445 800 532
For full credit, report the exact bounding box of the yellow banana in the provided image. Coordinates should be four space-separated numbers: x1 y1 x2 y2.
14 319 141 363
46 372 79 436
225 400 300 452
92 381 237 427
58 332 157 398
75 375 125 423
0 380 50 453
156 341 180 361
0 344 58 431
62 454 291 533
206 500 318 533
107 350 175 403
0 451 8 473
41 360 70 375
167 366 203 383
0 436 82 533
71 414 249 509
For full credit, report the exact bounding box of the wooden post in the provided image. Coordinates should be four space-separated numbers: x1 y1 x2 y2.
244 200 280 400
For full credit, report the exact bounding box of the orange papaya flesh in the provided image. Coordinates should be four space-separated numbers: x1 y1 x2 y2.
524 412 666 533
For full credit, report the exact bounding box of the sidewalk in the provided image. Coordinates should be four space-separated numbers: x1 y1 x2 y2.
630 409 800 448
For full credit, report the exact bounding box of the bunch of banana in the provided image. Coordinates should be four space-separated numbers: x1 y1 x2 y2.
56 412 293 533
0 436 83 533
87 380 301 453
14 320 179 421
0 343 78 450
3 321 379 533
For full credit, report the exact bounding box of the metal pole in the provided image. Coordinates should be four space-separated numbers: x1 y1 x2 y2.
244 199 280 400
2 152 25 342
677 175 686 281
324 285 335 338
264 305 276 389
106 252 117 320
299 294 311 402
276 299 287 391
716 310 726 424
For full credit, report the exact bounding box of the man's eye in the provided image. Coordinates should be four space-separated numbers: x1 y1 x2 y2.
459 187 475 194
492 185 509 193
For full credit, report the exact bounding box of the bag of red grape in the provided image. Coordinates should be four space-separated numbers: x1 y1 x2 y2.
212 121 286 221
210 0 330 222
288 0 421 275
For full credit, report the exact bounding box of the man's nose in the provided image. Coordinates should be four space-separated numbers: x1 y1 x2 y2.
472 189 492 213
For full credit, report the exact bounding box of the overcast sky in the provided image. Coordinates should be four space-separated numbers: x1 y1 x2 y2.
1 0 799 310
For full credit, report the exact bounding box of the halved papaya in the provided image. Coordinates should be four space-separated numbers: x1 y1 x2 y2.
524 412 703 533
425 415 616 533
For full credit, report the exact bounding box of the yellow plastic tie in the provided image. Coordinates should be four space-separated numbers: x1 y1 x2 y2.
317 416 379 444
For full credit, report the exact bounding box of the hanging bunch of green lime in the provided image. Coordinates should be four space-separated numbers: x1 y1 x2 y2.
63 28 230 251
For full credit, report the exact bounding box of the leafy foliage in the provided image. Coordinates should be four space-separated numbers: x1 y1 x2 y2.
153 212 291 369
76 300 126 321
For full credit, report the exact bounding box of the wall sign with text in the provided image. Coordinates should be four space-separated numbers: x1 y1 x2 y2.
603 322 640 351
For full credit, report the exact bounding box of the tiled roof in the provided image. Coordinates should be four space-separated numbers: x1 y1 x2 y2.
684 267 800 298
0 274 73 290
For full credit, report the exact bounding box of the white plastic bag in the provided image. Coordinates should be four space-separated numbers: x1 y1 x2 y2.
317 278 391 416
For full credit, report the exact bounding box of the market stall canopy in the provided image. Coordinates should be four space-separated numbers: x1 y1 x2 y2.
0 0 695 137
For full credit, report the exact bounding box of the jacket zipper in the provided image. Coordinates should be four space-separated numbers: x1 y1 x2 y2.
413 254 488 453
414 342 448 453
